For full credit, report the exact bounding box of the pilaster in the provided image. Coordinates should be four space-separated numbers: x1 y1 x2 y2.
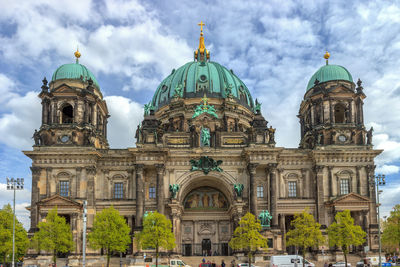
247 163 258 215
135 164 144 227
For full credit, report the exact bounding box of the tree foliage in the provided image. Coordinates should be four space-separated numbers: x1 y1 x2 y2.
32 207 74 265
382 204 400 253
88 206 131 267
136 211 176 267
229 212 268 266
327 210 366 267
286 209 325 267
0 204 29 264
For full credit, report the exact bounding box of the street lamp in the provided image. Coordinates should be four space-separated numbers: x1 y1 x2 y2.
6 177 24 267
370 174 385 267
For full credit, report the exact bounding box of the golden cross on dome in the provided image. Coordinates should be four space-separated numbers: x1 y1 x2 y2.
198 21 205 35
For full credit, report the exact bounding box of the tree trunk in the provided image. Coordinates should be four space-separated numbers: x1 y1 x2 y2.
248 251 251 267
344 250 348 267
53 249 57 265
156 246 159 267
302 246 306 267
107 249 111 267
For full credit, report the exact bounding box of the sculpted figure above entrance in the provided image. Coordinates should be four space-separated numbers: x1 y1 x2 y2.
184 187 228 210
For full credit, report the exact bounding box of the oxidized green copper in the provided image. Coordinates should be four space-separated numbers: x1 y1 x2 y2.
169 184 180 199
234 184 244 197
190 156 223 174
255 99 262 113
258 210 272 228
173 83 184 98
52 63 100 88
201 128 211 147
307 64 353 91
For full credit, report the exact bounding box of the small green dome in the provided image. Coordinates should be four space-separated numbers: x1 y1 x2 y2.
307 64 353 91
151 61 254 111
51 63 100 88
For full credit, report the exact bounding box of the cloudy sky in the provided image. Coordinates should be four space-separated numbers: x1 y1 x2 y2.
0 0 400 229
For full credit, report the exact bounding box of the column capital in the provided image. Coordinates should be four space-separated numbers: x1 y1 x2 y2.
85 166 96 175
314 165 324 173
247 163 259 174
301 168 308 175
30 166 41 175
356 165 362 171
328 166 334 171
46 167 53 172
266 163 278 173
155 164 165 174
76 167 82 172
135 164 144 173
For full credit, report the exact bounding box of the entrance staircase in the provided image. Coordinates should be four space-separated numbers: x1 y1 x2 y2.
181 256 236 267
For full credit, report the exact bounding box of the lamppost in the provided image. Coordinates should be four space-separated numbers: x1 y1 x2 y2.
371 174 385 267
6 178 24 267
82 200 87 267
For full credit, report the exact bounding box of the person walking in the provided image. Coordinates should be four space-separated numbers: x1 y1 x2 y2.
221 260 226 267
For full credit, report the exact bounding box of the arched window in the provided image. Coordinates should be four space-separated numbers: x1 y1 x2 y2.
61 104 73 123
334 103 346 123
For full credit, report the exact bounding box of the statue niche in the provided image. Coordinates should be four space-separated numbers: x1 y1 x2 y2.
184 187 228 210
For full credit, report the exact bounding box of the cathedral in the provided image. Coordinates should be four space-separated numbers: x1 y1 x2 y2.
25 24 381 260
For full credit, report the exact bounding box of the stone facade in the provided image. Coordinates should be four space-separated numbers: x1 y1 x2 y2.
25 46 381 259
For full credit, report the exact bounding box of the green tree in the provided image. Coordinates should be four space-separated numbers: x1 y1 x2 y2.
88 206 131 267
286 209 325 267
0 204 29 264
382 204 400 253
327 210 366 267
32 207 74 265
229 212 268 266
136 211 176 267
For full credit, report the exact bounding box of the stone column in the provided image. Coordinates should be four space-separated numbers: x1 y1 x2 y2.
301 168 308 198
280 214 286 251
156 164 165 214
75 167 81 198
172 213 182 253
315 165 326 226
86 166 96 206
311 104 315 125
247 163 258 215
46 167 52 198
269 163 278 227
30 166 41 231
328 166 333 197
128 168 136 199
135 164 144 227
356 166 361 195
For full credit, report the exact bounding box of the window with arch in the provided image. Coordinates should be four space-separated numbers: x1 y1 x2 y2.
59 180 69 197
334 103 346 123
288 181 297 197
340 179 350 195
149 186 156 199
336 170 352 195
114 182 123 199
61 104 74 123
257 186 264 198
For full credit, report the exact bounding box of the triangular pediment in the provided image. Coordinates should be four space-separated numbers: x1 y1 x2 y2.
52 84 77 94
327 192 371 211
330 85 354 94
38 194 82 208
331 192 370 204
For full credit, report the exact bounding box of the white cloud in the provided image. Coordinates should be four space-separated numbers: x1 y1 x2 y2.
0 86 41 150
105 95 143 148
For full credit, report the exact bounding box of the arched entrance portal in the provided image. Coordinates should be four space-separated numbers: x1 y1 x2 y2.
180 186 232 256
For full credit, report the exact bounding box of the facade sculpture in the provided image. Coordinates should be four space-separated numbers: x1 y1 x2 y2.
24 25 382 261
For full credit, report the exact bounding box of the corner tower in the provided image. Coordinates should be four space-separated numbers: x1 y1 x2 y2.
298 52 370 149
35 49 109 149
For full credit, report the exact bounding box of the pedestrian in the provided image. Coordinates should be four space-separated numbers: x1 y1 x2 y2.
231 259 236 267
212 261 216 267
221 260 226 267
324 262 328 267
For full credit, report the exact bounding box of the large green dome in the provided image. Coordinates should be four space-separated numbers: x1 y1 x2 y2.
151 60 255 111
307 64 353 91
51 63 100 88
